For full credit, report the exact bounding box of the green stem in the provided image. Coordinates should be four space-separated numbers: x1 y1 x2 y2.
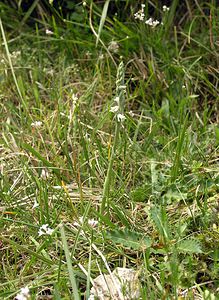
100 61 125 215
101 122 120 214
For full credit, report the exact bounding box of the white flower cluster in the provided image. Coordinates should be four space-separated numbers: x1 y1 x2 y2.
31 121 42 128
16 286 30 300
145 17 160 28
45 29 53 35
38 224 54 236
134 4 169 27
117 113 126 122
73 217 98 228
163 5 170 12
134 4 145 21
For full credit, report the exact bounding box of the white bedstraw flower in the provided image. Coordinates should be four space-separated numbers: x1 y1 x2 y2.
152 20 160 27
145 18 153 26
88 219 98 228
74 217 98 228
134 11 145 21
162 5 170 12
45 29 53 35
110 105 119 113
129 110 134 117
49 0 54 5
117 113 126 122
16 286 30 300
31 121 42 128
134 4 145 21
145 18 160 28
38 224 54 236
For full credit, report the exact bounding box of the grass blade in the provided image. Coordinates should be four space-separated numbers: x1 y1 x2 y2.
96 0 110 46
59 224 80 300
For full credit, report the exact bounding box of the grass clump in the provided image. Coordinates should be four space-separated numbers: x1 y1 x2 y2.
0 1 219 299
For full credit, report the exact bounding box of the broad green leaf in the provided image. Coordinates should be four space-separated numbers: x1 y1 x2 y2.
177 239 202 254
107 229 152 250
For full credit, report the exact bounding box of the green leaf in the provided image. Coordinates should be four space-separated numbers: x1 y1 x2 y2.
60 225 80 300
107 229 152 250
96 0 110 46
150 206 170 241
177 239 202 254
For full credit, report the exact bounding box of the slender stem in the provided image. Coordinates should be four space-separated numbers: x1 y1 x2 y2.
101 122 120 214
100 61 125 215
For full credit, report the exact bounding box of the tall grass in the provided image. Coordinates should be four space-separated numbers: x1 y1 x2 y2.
0 1 218 299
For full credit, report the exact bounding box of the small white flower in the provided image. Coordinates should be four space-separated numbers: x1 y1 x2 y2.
110 105 119 113
152 20 160 27
145 18 160 28
162 5 170 12
129 111 134 117
49 0 54 5
134 11 145 21
74 217 98 228
117 113 126 122
83 1 86 6
45 29 54 35
145 17 153 26
16 286 30 300
38 224 54 236
88 219 98 228
31 121 42 128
